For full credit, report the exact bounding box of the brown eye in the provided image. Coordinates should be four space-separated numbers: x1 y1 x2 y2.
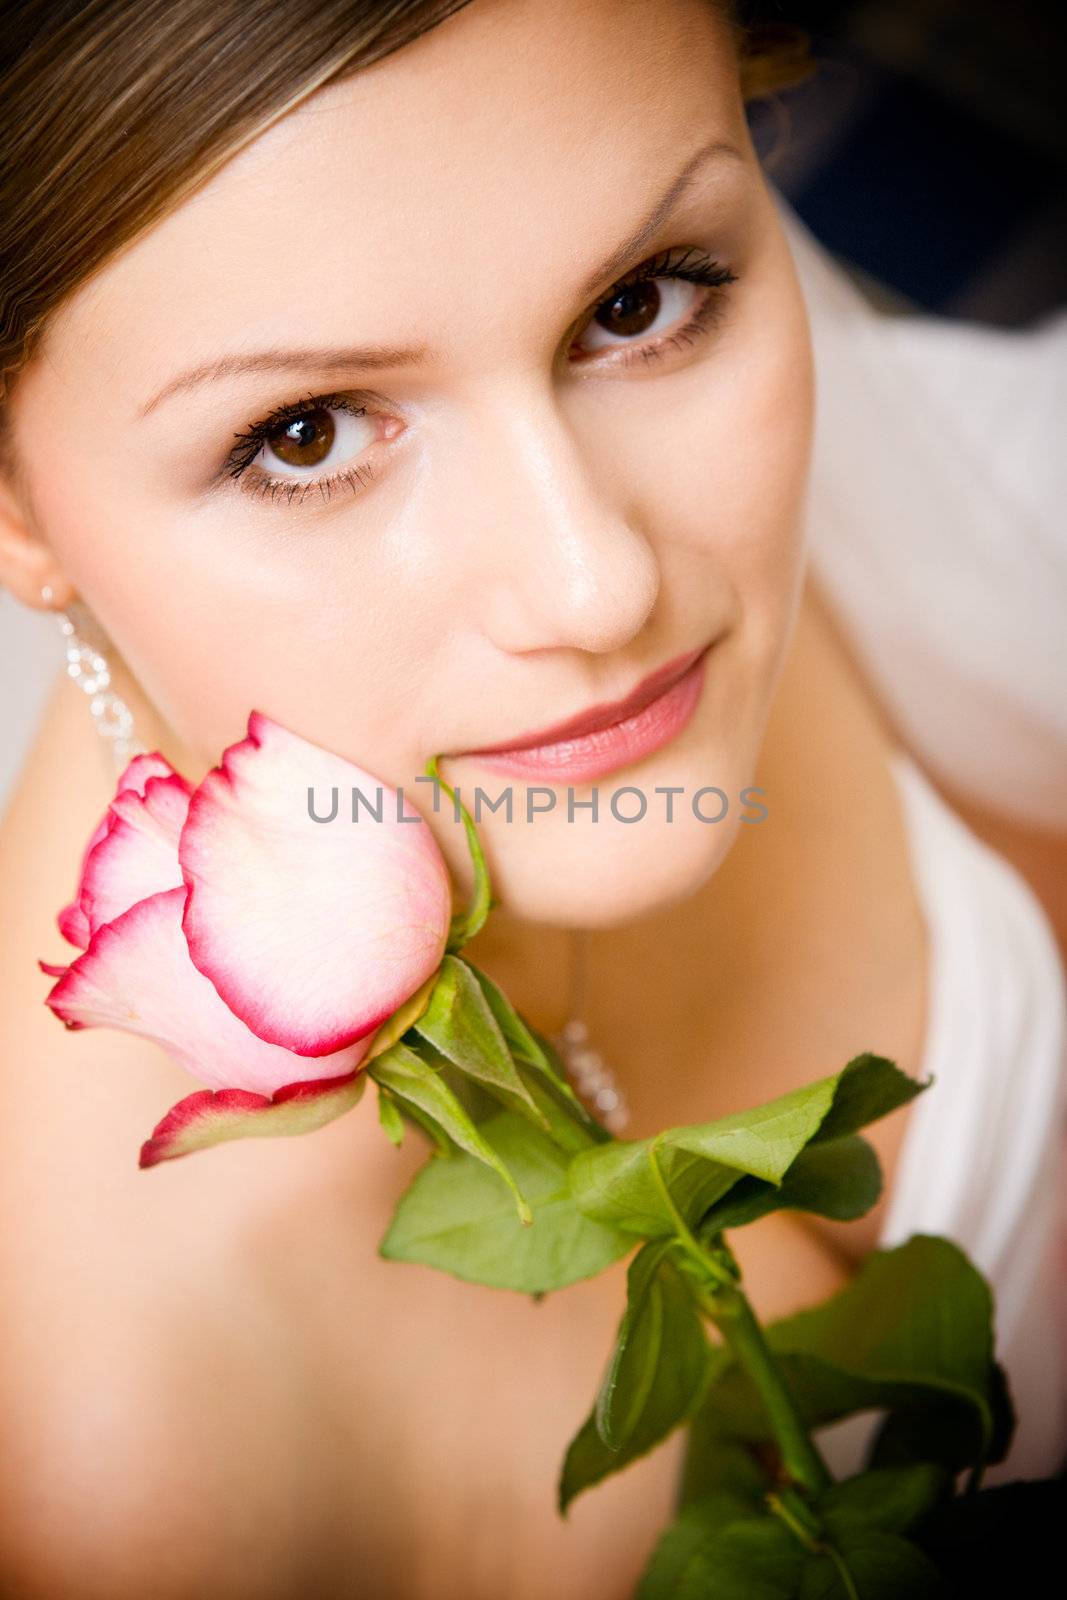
265 407 335 467
573 275 705 357
594 280 664 340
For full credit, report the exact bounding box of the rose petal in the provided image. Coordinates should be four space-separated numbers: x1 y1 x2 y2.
178 709 453 1055
118 752 188 799
58 813 114 949
79 773 192 935
138 1070 367 1167
56 752 192 950
43 886 370 1095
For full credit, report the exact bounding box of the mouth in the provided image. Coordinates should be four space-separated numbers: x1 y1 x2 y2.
450 638 717 785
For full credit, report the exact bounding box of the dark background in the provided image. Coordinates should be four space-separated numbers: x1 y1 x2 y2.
742 0 1067 323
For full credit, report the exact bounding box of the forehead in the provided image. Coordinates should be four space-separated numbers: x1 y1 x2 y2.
39 0 743 386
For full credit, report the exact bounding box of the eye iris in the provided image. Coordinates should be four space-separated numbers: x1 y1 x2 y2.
266 407 335 467
596 280 661 338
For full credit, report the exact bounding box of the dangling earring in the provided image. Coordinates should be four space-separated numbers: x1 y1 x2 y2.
40 584 146 772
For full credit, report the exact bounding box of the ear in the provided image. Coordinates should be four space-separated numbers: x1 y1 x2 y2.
0 469 75 610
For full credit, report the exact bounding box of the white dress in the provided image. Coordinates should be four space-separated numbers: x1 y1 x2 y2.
777 193 1067 1484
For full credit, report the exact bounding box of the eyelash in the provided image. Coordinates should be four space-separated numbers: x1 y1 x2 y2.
225 392 374 506
225 245 738 505
571 246 738 367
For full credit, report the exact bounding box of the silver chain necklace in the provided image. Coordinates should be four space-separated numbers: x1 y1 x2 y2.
549 927 631 1134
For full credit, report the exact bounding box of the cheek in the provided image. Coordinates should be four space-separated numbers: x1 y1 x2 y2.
722 332 814 604
717 327 814 690
633 290 814 619
648 283 814 718
14 391 439 777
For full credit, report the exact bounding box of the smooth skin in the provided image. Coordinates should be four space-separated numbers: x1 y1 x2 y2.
1 1 1063 1595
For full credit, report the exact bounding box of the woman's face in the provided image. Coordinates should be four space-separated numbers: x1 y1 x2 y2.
7 0 813 926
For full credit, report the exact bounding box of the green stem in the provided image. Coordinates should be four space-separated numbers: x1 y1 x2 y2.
821 1543 861 1600
764 1489 822 1552
768 1490 859 1593
424 753 492 949
701 1278 834 1499
644 1143 831 1498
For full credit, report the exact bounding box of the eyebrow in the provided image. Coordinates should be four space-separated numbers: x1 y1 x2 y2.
139 134 742 418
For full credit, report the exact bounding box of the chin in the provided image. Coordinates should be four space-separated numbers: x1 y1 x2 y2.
516 837 740 928
440 748 755 930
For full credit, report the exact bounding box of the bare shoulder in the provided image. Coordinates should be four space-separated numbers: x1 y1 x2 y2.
0 681 387 1596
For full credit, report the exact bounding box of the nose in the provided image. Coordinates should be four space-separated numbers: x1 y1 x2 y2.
448 380 661 656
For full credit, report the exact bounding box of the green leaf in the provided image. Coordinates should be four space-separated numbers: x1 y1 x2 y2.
678 1390 774 1510
389 1095 453 1155
465 959 611 1142
569 1054 927 1239
699 1136 883 1234
636 1498 948 1600
376 1087 406 1147
808 1054 932 1145
634 1497 769 1598
675 1433 953 1593
672 1054 926 1181
692 1236 1012 1475
369 1041 532 1224
413 1036 596 1160
595 1241 675 1448
559 1244 712 1511
636 1510 804 1600
816 1464 952 1538
797 1527 947 1599
380 1109 631 1291
412 954 540 1116
669 1074 841 1181
514 1065 602 1156
569 1136 743 1237
865 1356 1015 1479
417 1040 505 1124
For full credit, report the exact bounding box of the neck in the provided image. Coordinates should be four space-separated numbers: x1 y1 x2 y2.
107 650 212 785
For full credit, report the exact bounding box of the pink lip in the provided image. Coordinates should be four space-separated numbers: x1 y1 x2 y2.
453 641 714 784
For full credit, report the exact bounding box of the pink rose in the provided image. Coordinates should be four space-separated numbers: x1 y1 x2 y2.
40 711 453 1167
